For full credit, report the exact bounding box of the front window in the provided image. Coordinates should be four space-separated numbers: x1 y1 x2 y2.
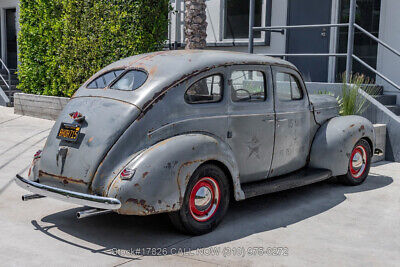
231 70 266 102
275 72 303 101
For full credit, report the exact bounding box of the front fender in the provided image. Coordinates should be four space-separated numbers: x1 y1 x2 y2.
309 115 375 176
106 133 244 215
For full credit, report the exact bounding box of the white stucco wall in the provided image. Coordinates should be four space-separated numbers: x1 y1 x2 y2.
376 0 400 98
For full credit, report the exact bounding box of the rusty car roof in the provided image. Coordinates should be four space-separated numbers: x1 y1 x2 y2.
74 50 297 110
107 49 294 71
87 50 296 84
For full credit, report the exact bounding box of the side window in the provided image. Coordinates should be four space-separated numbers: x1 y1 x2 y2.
185 74 223 104
87 70 124 89
275 72 303 101
231 70 265 102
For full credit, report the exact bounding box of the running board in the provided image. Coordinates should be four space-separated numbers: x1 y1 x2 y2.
241 168 332 199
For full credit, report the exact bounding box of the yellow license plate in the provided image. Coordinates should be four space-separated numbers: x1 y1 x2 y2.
57 123 81 142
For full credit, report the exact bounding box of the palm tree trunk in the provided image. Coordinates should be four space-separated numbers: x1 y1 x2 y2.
184 0 207 49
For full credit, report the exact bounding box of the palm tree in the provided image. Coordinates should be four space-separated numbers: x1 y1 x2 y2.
184 0 207 49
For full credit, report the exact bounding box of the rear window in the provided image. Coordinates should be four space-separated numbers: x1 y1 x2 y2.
110 70 148 91
87 70 124 89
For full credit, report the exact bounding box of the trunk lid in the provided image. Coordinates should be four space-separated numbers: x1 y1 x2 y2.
39 97 140 193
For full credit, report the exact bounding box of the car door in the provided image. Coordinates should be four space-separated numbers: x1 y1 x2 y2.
227 65 275 184
270 66 312 177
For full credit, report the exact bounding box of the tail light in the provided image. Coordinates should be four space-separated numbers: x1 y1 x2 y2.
120 167 135 180
33 150 42 160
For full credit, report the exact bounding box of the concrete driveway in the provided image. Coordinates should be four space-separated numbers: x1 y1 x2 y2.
0 106 399 267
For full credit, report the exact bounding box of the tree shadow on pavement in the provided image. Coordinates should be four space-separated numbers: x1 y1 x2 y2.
32 173 393 260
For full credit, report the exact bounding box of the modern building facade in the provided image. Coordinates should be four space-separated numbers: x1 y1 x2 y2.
170 0 400 95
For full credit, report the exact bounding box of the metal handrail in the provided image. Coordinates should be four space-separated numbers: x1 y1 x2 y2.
353 55 400 91
0 74 10 90
0 58 11 91
354 23 400 58
253 23 349 31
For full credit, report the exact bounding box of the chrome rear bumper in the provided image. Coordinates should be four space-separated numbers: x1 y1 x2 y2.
15 175 121 210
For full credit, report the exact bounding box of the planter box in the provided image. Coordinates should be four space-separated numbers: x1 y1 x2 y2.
14 93 69 120
372 124 386 163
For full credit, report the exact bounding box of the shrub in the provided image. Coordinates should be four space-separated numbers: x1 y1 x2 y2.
317 73 378 116
340 73 378 116
18 0 170 97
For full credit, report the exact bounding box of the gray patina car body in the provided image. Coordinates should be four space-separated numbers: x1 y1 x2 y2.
16 50 377 234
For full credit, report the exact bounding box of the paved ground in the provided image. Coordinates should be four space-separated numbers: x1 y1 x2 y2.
0 106 399 267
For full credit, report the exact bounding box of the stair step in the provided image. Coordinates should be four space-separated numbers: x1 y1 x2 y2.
367 85 384 95
1 85 17 91
385 105 400 115
241 167 332 199
0 76 18 81
0 79 18 86
0 68 17 74
375 95 397 105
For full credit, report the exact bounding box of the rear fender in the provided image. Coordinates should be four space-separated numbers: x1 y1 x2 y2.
309 115 375 176
106 133 244 215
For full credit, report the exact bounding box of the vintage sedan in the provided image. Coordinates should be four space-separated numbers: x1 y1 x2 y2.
16 50 378 235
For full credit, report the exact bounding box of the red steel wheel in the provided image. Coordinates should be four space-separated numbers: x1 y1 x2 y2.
349 145 368 179
168 164 230 235
189 177 221 222
339 139 371 186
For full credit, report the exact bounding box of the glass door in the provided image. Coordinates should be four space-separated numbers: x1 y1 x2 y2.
5 8 17 69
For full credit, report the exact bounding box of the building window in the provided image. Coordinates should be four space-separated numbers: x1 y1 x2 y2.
224 0 262 39
336 0 381 81
223 0 271 43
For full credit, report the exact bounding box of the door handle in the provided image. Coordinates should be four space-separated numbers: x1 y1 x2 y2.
321 28 327 37
263 115 274 122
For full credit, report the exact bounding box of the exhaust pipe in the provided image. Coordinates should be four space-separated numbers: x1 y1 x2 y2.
22 194 46 201
76 208 112 219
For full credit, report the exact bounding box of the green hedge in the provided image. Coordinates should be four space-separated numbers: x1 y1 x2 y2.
18 0 170 97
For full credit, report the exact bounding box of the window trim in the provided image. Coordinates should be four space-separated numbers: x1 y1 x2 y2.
275 71 304 102
184 73 224 104
230 69 267 103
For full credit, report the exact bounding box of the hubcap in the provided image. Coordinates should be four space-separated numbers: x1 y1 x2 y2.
350 145 367 178
194 186 213 210
189 177 220 222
